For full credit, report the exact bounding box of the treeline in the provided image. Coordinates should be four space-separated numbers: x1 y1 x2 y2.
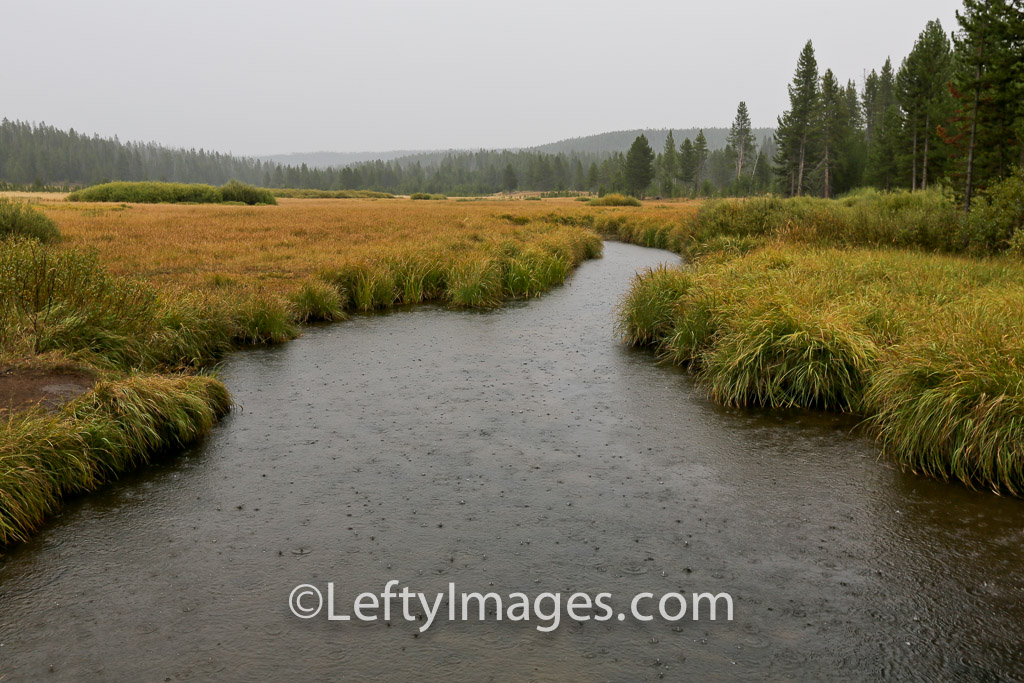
0 118 743 196
2 1 1020 200
773 1 1023 206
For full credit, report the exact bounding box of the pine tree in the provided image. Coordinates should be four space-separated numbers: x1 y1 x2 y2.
726 102 757 180
623 135 656 198
677 137 696 191
775 41 820 196
814 69 851 198
840 79 867 191
503 164 518 193
660 131 678 196
864 58 903 188
692 130 709 193
897 20 954 190
946 0 1024 210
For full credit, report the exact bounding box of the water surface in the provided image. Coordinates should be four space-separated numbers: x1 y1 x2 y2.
2 243 1022 680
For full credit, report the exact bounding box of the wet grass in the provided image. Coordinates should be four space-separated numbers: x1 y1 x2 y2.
618 243 1024 495
0 374 231 545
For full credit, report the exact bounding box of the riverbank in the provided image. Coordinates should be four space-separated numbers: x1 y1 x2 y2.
609 187 1024 494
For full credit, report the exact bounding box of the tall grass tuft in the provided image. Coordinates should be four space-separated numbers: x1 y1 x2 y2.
446 259 504 307
288 280 346 323
616 265 694 347
0 197 60 242
232 295 299 344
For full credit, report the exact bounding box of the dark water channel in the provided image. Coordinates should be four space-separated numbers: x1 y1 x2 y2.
2 242 1023 681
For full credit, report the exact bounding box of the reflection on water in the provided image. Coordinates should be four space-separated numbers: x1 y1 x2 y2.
1 243 1022 681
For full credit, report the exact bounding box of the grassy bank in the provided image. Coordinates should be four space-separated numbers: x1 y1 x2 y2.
615 184 1024 495
0 374 230 544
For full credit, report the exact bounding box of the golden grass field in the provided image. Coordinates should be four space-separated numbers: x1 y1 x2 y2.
26 196 692 299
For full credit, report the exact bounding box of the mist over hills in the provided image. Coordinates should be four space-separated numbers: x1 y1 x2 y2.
258 127 776 170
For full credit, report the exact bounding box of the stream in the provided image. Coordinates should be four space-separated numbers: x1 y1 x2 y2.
1 242 1022 681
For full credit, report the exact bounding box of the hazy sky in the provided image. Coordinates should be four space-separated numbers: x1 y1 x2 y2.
3 0 963 155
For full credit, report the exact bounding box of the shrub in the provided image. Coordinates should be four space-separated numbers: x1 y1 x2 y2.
0 198 60 242
962 169 1024 254
219 180 277 205
68 181 223 204
589 193 641 207
411 193 446 200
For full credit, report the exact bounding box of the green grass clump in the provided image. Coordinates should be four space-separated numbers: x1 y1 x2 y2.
616 265 694 347
218 180 277 205
617 244 1024 493
0 373 231 545
446 259 503 307
67 181 276 205
288 280 346 323
410 193 447 200
865 296 1024 494
0 239 232 369
231 294 300 344
589 193 642 207
0 197 60 243
68 181 224 204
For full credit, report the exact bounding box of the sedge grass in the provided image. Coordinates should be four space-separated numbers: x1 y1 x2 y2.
617 243 1024 494
0 373 230 545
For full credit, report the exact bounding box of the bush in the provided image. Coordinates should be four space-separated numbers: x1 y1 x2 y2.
410 193 446 200
66 180 277 205
68 181 223 204
589 193 641 207
963 169 1024 254
0 198 60 242
219 180 277 205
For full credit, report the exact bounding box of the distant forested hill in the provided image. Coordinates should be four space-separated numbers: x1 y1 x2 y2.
256 128 775 170
531 128 775 156
0 117 773 196
259 150 433 168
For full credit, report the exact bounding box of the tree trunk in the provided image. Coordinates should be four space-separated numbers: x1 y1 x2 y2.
922 114 930 190
825 149 831 199
964 42 984 214
911 128 918 191
797 136 806 197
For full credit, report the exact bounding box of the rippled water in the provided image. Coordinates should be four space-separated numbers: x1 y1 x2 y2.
1 242 1022 681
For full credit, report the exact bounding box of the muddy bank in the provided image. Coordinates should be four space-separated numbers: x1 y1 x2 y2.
1 242 1022 680
0 367 94 414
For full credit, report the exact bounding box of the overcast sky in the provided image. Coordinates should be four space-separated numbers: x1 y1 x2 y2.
2 0 963 156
